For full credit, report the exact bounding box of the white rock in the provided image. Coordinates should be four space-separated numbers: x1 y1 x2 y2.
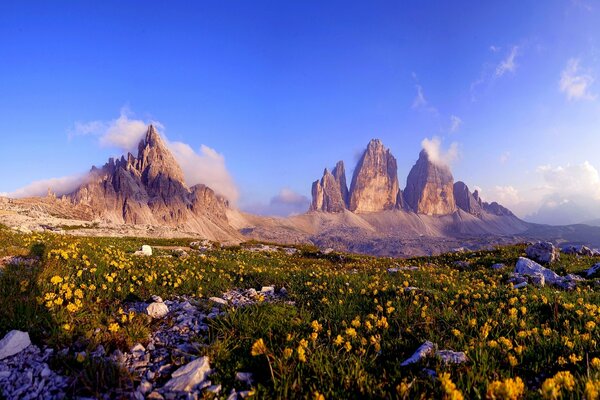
525 242 559 264
0 330 31 360
400 341 434 366
491 263 505 270
135 245 153 256
146 302 169 319
515 257 561 285
163 356 211 392
209 297 228 306
260 286 275 295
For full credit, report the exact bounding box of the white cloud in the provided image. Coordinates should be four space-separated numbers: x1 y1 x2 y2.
537 162 600 199
489 45 501 53
499 151 511 164
168 141 239 203
243 188 310 217
421 137 460 167
559 58 596 101
3 173 88 198
495 46 519 77
449 115 462 133
412 84 428 109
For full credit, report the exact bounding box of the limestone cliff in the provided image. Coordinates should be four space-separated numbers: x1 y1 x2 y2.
404 150 456 215
348 139 400 212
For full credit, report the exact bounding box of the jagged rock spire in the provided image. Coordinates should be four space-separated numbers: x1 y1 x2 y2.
348 139 400 212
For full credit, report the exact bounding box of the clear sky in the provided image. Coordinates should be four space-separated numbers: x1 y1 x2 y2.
1 1 600 224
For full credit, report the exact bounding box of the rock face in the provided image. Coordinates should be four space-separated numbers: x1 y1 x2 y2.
67 125 238 241
404 150 456 215
310 162 348 213
348 139 400 212
453 182 483 217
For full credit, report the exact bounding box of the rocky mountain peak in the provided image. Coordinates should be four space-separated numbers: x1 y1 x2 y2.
310 164 347 213
348 139 400 212
454 181 483 217
404 149 456 215
135 125 186 192
332 161 349 206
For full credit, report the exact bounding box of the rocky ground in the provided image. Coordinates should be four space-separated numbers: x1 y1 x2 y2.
0 285 290 400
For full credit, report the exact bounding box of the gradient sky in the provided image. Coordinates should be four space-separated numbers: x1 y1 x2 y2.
1 1 600 223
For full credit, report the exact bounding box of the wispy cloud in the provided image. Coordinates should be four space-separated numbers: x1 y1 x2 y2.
449 115 462 133
411 84 428 109
499 151 511 164
559 58 596 101
489 45 501 53
2 173 88 198
495 46 519 77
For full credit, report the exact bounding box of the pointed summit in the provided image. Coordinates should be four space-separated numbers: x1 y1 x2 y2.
136 125 186 190
310 165 347 213
404 149 456 215
348 139 399 212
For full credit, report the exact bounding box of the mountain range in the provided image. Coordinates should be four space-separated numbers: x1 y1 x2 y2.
2 125 600 256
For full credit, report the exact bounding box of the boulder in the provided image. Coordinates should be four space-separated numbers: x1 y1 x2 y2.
491 263 506 270
525 242 559 264
562 245 594 256
146 302 169 319
0 330 31 360
163 356 211 392
515 257 561 284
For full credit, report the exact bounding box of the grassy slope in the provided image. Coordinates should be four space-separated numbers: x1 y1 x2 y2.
1 224 600 399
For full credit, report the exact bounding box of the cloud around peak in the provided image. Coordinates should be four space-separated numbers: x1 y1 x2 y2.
421 137 460 167
8 109 239 203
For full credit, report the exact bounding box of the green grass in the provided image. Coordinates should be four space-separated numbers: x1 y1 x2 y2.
1 228 600 399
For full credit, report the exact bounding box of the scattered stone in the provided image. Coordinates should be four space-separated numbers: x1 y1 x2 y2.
163 356 212 392
400 341 434 366
491 263 505 270
453 261 470 268
260 286 275 295
172 248 188 258
206 384 221 394
586 263 600 277
209 297 228 306
529 273 545 287
0 343 67 399
0 330 31 360
525 242 559 264
436 350 468 364
513 282 528 289
147 302 169 319
400 341 467 366
235 372 253 386
322 248 335 255
561 245 594 256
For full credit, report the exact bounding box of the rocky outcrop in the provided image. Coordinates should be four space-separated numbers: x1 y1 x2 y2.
454 181 483 217
67 125 237 240
525 242 559 264
348 139 400 212
404 150 456 215
310 161 349 213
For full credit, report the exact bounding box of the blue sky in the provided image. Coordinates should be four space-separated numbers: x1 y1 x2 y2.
1 1 600 223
